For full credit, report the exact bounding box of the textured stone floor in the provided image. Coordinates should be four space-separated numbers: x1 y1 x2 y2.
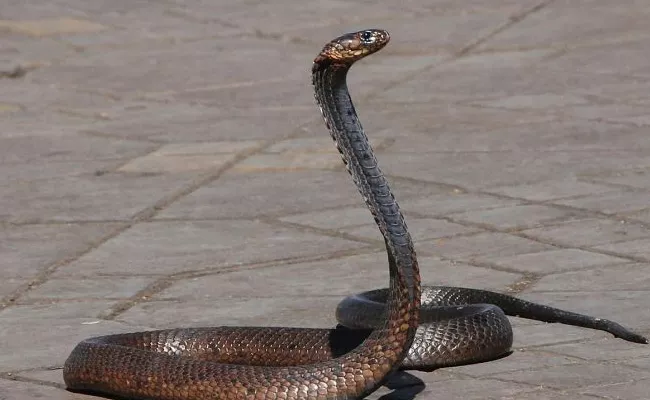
1 1 649 399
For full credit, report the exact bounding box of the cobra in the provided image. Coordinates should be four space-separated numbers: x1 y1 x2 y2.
63 29 647 400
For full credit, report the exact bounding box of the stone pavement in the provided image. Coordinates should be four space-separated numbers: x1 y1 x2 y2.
1 0 650 399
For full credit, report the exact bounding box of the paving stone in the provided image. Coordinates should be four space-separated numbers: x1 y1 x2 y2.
594 237 650 259
81 103 314 143
579 379 650 400
371 376 532 400
547 38 650 78
475 1 650 51
0 18 106 37
0 379 85 400
494 362 650 391
555 102 650 124
501 390 607 400
482 248 629 275
279 206 378 230
9 368 65 387
362 103 555 143
544 338 650 362
376 60 641 104
21 276 154 301
448 204 581 230
574 79 650 107
0 223 121 281
487 179 615 202
416 232 553 262
522 218 650 248
0 134 156 164
587 167 650 190
623 357 650 370
0 82 129 116
156 254 520 301
0 164 196 223
1 110 96 140
379 149 650 190
533 263 650 292
29 38 314 95
53 220 363 277
451 349 580 377
117 296 342 330
553 190 650 215
628 209 650 224
401 193 522 217
156 170 450 220
0 301 142 371
117 141 261 174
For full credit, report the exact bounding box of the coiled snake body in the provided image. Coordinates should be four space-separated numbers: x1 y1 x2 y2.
64 29 647 400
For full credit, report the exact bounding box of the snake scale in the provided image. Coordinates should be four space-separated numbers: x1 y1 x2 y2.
64 29 647 400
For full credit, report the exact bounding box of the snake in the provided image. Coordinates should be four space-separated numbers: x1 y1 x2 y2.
63 29 648 400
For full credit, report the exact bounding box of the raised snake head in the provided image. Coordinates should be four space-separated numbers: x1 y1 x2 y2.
313 29 390 65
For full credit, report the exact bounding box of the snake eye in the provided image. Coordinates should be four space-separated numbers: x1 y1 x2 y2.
359 31 376 44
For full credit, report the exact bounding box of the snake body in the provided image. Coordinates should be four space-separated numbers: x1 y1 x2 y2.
64 29 647 400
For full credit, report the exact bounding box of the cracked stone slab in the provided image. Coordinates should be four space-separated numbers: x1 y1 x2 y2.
369 376 532 400
585 167 650 190
416 232 553 262
401 193 522 217
487 179 615 202
20 276 155 302
475 1 650 51
0 164 197 223
0 379 86 400
450 349 580 378
482 248 630 275
90 104 315 143
543 338 650 362
448 204 581 231
0 222 123 299
491 363 650 391
533 263 650 292
117 296 342 330
579 379 650 400
594 237 650 259
0 18 105 37
155 254 521 301
29 38 315 95
0 134 156 164
521 218 650 248
378 149 650 190
117 141 261 173
52 220 364 277
0 301 146 371
553 190 650 215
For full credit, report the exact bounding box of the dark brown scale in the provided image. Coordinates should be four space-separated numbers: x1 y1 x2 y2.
63 29 646 400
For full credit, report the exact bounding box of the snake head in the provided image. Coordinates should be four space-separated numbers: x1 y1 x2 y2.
314 29 390 65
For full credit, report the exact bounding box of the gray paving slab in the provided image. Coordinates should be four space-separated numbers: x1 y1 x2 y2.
1 1 649 399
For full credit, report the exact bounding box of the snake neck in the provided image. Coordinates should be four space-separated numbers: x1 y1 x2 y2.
312 62 421 356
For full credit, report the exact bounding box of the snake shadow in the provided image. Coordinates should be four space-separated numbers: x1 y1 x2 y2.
329 325 513 400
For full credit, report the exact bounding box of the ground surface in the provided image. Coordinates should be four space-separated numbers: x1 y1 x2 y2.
1 1 650 399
